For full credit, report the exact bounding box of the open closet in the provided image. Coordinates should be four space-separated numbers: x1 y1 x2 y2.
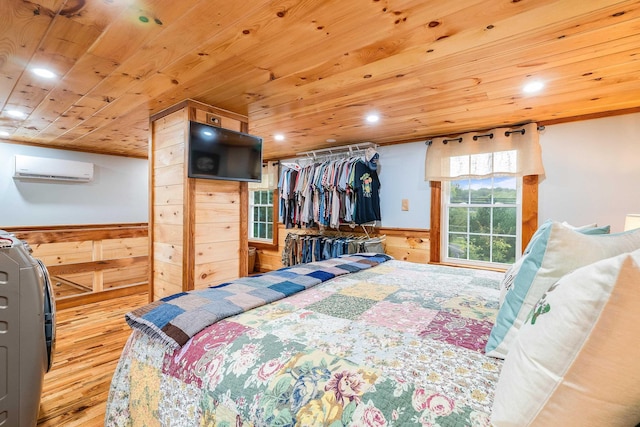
277 142 385 267
278 142 381 230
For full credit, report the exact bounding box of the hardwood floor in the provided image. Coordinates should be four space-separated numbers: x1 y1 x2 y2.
37 292 148 426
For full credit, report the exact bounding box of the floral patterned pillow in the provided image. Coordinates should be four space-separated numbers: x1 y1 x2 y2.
491 249 640 426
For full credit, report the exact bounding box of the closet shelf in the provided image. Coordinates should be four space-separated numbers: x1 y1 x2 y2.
296 142 377 159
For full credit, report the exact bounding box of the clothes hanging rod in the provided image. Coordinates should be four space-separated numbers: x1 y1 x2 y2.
425 125 545 146
296 141 377 158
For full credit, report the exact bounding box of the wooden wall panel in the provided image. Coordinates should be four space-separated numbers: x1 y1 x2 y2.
154 143 186 168
152 223 184 245
152 113 185 149
221 118 243 132
429 181 442 264
194 222 240 243
5 224 149 308
522 175 539 253
154 164 184 187
253 249 282 273
195 203 241 223
153 260 183 286
154 184 184 206
150 100 249 300
195 241 240 263
192 179 241 289
194 181 242 202
194 259 239 289
153 242 183 266
384 234 430 264
192 108 243 132
102 237 148 259
151 107 187 300
154 205 184 225
103 265 147 290
253 224 431 272
10 225 148 243
153 278 182 302
30 241 94 266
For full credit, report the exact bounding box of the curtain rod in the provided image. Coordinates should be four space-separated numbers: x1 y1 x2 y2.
425 125 545 146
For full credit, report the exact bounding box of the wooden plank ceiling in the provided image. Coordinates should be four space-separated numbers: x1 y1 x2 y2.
1 0 639 160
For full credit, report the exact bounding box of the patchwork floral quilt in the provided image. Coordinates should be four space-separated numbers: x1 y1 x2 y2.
105 260 503 426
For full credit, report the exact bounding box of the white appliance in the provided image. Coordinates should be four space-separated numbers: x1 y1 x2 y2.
0 231 55 426
13 155 94 182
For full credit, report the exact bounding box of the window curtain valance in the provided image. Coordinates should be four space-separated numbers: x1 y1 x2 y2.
249 161 279 191
424 123 544 181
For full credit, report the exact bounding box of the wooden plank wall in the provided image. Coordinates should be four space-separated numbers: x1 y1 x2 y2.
151 108 186 301
253 224 429 272
5 224 148 309
193 180 242 288
150 99 250 300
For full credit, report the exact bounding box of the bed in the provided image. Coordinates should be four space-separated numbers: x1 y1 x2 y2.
105 253 503 426
106 221 640 426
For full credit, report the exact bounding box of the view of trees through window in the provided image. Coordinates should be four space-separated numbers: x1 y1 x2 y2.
446 177 519 265
250 190 274 241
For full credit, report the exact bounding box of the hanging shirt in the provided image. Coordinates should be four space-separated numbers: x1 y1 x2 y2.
352 160 381 224
284 169 298 228
278 154 382 228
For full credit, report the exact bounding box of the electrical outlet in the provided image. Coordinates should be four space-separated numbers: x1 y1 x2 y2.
401 199 409 211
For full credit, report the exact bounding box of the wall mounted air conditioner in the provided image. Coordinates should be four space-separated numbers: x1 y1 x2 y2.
13 155 94 182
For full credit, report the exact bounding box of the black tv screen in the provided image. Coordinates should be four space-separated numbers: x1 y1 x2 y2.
187 121 262 182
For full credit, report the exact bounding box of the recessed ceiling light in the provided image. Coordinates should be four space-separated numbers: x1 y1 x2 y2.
326 138 337 143
0 131 9 137
365 114 380 123
274 133 285 141
523 80 544 94
6 110 26 119
31 67 56 79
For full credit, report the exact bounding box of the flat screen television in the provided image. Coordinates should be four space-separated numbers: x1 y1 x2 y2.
187 120 262 182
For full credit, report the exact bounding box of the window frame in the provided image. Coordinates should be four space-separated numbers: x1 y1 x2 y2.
248 188 278 250
441 177 522 268
430 176 538 269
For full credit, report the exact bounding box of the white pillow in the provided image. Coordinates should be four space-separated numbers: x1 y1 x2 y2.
560 221 597 230
497 222 609 307
491 249 640 426
486 222 640 358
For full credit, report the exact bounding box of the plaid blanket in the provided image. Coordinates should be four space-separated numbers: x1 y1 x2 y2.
125 253 392 348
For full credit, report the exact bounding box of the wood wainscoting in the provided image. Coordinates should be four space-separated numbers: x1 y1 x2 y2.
5 223 148 309
252 224 429 272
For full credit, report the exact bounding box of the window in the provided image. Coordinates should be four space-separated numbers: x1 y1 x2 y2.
249 190 274 242
443 176 521 267
426 124 543 267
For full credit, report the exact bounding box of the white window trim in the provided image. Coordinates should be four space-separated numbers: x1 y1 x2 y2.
441 177 522 268
249 189 274 243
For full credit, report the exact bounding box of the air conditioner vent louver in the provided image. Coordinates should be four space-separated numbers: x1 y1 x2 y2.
13 155 94 182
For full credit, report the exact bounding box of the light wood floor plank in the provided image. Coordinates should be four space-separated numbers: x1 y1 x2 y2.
37 292 147 426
